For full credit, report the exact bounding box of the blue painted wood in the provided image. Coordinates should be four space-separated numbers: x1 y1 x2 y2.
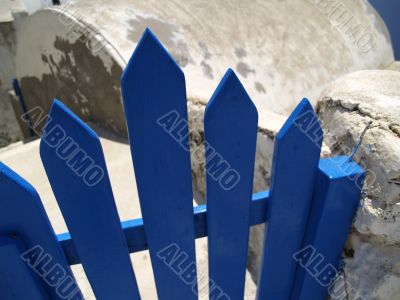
0 236 49 300
57 191 270 266
2 29 369 300
204 69 258 299
290 157 365 300
40 100 141 300
256 99 322 300
0 162 82 300
121 28 198 299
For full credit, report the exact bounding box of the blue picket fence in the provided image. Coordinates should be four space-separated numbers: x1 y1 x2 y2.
0 29 364 300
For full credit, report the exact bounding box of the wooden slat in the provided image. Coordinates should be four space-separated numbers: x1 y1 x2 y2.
121 28 197 299
0 236 49 300
0 162 82 299
256 99 322 300
40 100 140 299
290 157 365 300
204 70 258 299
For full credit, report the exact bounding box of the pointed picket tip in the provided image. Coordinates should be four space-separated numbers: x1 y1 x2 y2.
40 99 99 155
120 29 196 299
205 69 258 121
204 71 258 298
276 98 323 146
121 27 184 88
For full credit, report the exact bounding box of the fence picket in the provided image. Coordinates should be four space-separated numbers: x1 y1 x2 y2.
40 100 141 299
0 236 49 300
0 162 82 299
121 29 198 299
290 157 365 299
256 99 322 300
204 70 258 299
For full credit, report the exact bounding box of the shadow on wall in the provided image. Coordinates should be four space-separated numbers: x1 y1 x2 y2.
369 0 400 59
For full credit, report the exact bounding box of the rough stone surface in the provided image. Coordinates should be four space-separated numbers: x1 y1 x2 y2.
317 69 400 299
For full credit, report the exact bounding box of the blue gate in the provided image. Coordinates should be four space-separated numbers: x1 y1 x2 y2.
0 29 364 300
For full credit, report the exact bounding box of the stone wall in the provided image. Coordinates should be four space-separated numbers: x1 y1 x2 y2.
317 69 400 299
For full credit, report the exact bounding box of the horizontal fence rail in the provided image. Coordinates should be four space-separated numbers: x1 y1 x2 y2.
57 191 269 265
56 155 363 267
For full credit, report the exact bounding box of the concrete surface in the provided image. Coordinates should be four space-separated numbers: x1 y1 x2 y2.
0 125 257 299
14 0 394 138
317 69 400 299
387 61 400 72
0 0 27 147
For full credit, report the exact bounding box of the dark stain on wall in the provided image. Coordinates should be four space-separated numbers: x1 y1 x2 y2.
19 35 127 137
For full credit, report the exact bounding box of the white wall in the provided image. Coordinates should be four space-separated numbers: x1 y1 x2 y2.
18 0 60 14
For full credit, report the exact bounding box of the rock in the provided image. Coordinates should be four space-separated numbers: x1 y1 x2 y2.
338 234 400 300
318 69 400 299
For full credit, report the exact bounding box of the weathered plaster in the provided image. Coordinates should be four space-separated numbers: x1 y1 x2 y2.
16 0 394 132
318 69 400 299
